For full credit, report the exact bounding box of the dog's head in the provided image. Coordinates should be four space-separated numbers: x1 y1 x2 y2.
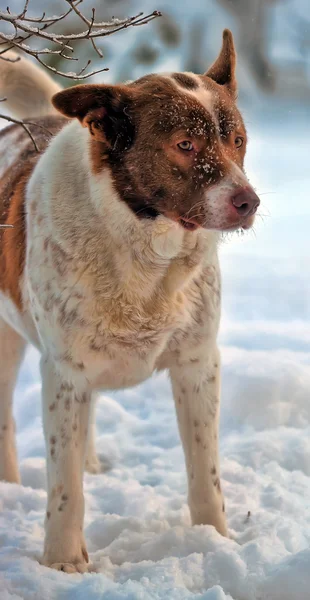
52 30 259 232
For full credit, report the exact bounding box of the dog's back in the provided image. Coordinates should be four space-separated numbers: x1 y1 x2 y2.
0 52 66 309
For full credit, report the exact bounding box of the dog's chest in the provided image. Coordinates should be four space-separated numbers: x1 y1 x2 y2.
82 297 187 388
29 266 195 389
25 201 220 389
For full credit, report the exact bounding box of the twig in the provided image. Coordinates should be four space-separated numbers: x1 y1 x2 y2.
34 56 109 80
0 113 53 151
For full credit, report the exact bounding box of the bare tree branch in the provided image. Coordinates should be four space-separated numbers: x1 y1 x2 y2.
0 1 161 150
0 3 161 75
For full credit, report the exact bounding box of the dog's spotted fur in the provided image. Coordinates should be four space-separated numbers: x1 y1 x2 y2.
0 117 66 308
0 31 259 572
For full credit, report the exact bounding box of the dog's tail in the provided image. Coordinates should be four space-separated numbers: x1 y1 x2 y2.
0 51 62 119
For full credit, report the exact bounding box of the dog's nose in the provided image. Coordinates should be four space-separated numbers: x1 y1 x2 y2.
231 187 260 217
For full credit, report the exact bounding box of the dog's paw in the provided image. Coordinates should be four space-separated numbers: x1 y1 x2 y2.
42 538 89 573
47 561 89 574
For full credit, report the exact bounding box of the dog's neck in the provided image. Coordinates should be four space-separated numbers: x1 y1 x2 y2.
88 168 220 300
37 121 219 303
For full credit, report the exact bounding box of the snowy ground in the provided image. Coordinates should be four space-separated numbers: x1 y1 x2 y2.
1 105 310 599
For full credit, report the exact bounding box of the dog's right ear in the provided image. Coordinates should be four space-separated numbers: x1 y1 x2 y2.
205 29 237 96
52 84 135 152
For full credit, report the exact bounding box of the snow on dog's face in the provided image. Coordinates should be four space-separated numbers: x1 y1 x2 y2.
52 30 259 232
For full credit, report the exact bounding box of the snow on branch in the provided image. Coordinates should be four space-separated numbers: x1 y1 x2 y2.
0 1 161 78
0 0 161 158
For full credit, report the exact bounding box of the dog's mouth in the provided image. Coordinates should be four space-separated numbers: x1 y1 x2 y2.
163 212 201 231
220 213 256 232
178 217 200 231
168 213 255 233
140 207 255 233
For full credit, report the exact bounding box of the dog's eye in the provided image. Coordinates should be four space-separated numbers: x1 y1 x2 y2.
235 136 244 148
177 141 193 151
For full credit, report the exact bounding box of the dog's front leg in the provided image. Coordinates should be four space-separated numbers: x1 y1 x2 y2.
170 346 228 536
40 355 91 572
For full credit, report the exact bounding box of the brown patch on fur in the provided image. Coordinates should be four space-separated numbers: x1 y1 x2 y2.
75 392 88 404
50 240 69 277
46 511 51 519
60 382 73 392
74 361 85 371
58 493 68 512
0 116 66 308
30 200 38 215
195 433 201 444
49 403 56 411
43 237 50 252
214 477 221 492
50 435 57 445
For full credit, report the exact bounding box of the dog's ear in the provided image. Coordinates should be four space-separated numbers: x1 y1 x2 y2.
52 84 135 152
205 29 237 96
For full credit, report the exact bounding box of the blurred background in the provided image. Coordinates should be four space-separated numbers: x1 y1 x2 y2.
6 0 309 100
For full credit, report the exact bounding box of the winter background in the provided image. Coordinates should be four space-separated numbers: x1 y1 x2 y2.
1 0 310 598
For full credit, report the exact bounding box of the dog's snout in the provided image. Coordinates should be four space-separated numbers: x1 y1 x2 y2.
231 187 260 217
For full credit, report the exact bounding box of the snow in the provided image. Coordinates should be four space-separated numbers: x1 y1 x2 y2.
1 102 310 599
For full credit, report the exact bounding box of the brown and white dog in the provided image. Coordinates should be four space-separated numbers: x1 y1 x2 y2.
0 31 259 572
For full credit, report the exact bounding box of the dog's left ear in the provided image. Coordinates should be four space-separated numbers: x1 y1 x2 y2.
52 83 135 152
205 29 237 96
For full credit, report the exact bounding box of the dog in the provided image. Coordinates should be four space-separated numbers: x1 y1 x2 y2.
0 30 259 572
